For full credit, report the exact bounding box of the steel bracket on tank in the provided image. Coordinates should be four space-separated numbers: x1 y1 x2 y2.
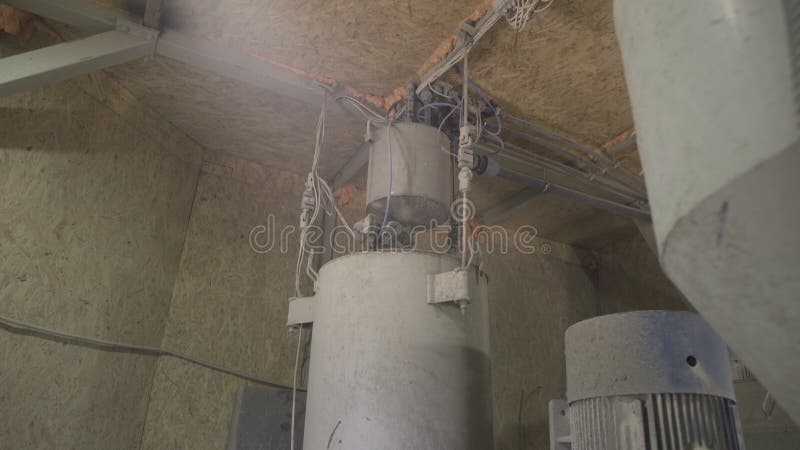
286 296 316 327
548 399 571 450
426 269 473 306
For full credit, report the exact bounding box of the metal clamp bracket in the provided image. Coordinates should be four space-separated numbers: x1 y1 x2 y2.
548 399 571 450
286 296 316 327
427 269 472 306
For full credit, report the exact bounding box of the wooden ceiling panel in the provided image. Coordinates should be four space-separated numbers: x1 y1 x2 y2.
160 0 485 93
107 56 364 176
469 0 632 146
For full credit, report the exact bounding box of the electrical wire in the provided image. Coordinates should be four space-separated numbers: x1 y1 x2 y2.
380 124 393 231
426 82 453 100
296 93 396 295
0 313 299 390
438 101 462 136
415 102 459 121
290 326 303 450
455 64 502 137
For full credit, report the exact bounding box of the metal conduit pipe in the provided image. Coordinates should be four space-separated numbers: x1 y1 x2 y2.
477 156 652 222
501 127 647 198
477 141 648 204
502 114 647 189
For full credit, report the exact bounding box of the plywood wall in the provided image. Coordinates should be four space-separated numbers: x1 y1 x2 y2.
485 249 597 449
596 234 688 314
0 81 203 448
138 155 313 449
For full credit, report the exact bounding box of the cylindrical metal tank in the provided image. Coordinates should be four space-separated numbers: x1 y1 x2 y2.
302 251 492 450
366 122 453 227
615 0 800 422
565 311 744 449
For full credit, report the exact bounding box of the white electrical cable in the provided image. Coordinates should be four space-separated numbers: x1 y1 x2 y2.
0 313 298 390
295 93 395 296
290 326 303 450
505 0 555 32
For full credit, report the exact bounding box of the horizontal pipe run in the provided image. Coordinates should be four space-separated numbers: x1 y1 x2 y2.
474 142 648 204
502 127 647 199
503 114 647 189
481 158 651 222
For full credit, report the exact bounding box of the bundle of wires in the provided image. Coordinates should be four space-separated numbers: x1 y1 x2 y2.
293 94 398 298
505 0 556 32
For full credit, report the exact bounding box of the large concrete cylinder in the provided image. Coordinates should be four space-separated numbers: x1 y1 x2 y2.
302 252 492 449
615 0 800 421
565 311 744 449
366 123 453 227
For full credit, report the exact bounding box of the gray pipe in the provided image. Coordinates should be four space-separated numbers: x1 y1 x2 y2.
479 156 652 222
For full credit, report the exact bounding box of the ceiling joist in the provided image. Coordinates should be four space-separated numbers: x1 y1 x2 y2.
1 0 327 104
0 23 157 97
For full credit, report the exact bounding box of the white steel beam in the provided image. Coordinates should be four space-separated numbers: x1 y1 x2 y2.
0 27 157 97
2 0 327 103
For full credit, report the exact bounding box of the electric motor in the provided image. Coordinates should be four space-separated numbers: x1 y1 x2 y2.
550 311 745 450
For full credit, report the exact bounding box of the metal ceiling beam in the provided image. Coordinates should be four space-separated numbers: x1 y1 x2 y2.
0 26 157 97
2 0 326 104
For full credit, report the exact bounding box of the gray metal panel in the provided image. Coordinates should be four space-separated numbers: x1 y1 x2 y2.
0 29 156 97
227 385 306 450
565 311 735 402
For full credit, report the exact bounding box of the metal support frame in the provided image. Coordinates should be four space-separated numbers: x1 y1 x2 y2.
0 23 157 97
1 0 327 105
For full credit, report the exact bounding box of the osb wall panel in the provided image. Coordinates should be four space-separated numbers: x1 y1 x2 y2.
138 159 310 449
485 250 596 449
161 0 484 93
469 0 633 145
108 56 365 178
0 82 202 449
597 234 689 314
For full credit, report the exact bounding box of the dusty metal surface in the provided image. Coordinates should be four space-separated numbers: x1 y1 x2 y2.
302 252 491 449
565 311 735 402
